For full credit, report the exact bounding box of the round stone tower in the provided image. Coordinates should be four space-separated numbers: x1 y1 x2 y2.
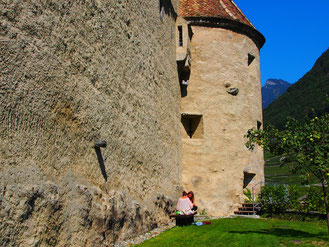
179 0 265 216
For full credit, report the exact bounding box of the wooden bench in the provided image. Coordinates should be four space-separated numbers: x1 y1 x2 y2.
169 213 196 226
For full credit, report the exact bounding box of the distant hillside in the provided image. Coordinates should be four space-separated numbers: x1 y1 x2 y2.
262 79 291 109
264 48 329 129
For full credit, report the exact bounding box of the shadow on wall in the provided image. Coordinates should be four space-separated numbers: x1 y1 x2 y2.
178 66 191 97
95 147 108 182
160 0 178 19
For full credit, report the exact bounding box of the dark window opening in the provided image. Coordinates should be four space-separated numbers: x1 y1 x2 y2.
177 66 190 97
181 114 203 139
178 26 183 46
243 172 256 188
257 121 262 130
248 53 255 66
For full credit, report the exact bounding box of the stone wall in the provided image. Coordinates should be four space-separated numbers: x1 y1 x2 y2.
180 26 264 216
0 0 181 246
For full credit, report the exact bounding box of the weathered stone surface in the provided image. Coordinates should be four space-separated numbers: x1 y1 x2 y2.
180 26 264 216
0 0 181 245
0 170 165 246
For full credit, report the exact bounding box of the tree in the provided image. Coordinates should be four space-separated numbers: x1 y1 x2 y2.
245 114 329 233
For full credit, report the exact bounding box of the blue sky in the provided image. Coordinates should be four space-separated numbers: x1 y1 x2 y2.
234 0 329 86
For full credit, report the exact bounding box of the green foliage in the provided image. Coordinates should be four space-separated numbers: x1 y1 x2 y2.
264 48 329 129
199 208 207 215
260 185 287 214
264 151 312 185
260 185 300 215
260 185 326 215
243 188 253 203
287 185 301 211
245 113 329 233
264 151 275 160
268 213 326 223
303 186 326 214
246 114 329 184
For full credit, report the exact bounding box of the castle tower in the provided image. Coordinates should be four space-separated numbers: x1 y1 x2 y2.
178 0 265 216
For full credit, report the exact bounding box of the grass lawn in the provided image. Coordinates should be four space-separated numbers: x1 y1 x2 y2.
136 218 329 247
263 151 318 185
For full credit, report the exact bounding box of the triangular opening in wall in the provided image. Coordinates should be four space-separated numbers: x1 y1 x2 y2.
181 114 203 139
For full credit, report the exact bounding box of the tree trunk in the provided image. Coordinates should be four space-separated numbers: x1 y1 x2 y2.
321 180 329 235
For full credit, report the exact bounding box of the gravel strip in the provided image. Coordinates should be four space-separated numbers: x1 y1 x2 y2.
115 221 176 247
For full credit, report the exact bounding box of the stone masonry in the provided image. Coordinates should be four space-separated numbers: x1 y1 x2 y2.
180 26 264 216
0 0 265 245
179 0 265 216
0 0 181 246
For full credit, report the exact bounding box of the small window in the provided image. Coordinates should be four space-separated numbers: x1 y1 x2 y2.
248 53 255 66
257 121 262 130
178 26 183 47
181 114 203 139
243 172 256 188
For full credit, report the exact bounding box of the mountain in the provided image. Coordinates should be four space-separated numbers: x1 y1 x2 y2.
263 48 329 129
262 79 291 109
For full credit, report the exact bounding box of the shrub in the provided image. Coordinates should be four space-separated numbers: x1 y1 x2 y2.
287 185 300 211
260 185 288 215
260 185 301 215
302 186 326 214
260 185 326 216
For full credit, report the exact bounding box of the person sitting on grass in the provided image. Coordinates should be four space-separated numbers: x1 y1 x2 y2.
176 191 194 215
187 191 198 211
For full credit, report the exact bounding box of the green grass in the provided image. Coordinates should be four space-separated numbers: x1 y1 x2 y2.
136 218 329 247
264 151 275 160
263 151 318 185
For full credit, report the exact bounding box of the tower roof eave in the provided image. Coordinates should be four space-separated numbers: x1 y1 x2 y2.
185 17 265 50
180 0 265 49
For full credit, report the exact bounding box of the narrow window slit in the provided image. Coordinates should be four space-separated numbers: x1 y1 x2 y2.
178 26 183 47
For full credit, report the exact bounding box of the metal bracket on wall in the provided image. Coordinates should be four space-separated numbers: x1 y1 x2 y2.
94 140 107 148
